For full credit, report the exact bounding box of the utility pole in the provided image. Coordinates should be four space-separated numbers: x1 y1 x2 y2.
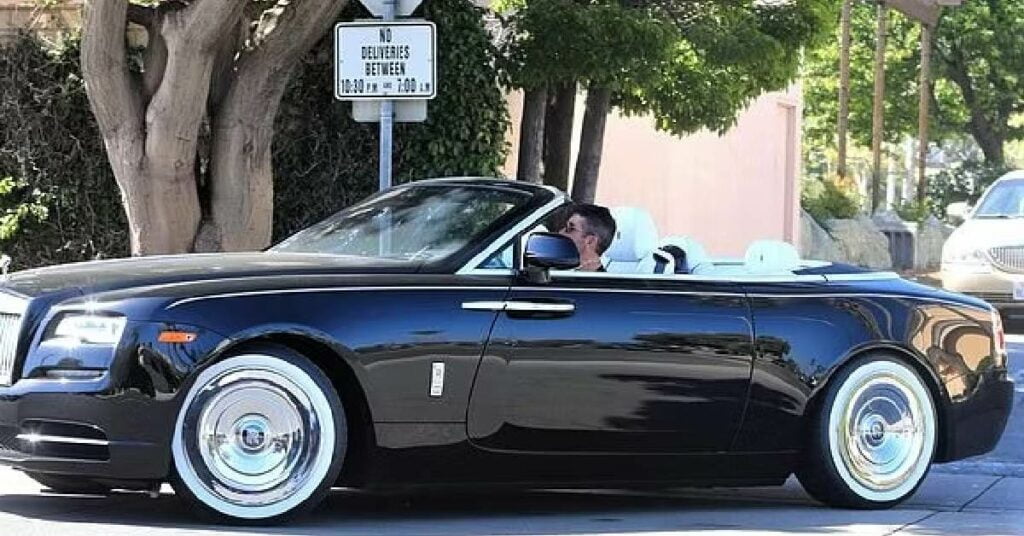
837 0 854 181
870 1 889 213
917 23 933 204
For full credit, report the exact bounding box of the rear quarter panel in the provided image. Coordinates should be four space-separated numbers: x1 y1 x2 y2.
733 278 999 458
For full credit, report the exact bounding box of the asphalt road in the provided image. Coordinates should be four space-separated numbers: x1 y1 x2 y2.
0 344 1019 535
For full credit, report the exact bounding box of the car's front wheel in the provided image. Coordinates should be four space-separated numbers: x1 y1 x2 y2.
170 346 347 524
797 354 937 509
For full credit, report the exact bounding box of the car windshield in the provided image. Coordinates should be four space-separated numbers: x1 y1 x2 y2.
975 180 1024 219
270 183 533 262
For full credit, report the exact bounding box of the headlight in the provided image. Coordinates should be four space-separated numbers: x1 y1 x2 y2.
51 314 127 345
942 247 991 273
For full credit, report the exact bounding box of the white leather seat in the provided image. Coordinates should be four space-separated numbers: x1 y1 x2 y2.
657 236 710 274
744 240 801 275
604 207 659 274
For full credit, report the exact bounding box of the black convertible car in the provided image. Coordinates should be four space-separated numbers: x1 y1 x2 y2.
0 178 1013 523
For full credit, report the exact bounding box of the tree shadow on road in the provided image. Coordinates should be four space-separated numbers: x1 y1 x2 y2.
0 486 929 535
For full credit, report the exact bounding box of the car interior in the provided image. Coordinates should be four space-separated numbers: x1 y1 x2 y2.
483 206 828 277
600 207 820 277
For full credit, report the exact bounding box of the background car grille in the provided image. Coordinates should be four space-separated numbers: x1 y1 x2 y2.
0 312 23 386
989 246 1024 273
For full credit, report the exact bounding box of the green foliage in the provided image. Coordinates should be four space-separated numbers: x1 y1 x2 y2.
803 6 958 150
500 0 832 137
499 0 676 90
0 34 129 269
0 0 510 269
894 199 934 223
619 0 834 136
932 1 1024 163
804 1 1024 166
802 179 861 222
0 177 50 241
927 160 1012 218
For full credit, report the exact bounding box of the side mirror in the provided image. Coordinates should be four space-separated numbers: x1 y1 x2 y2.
946 201 972 224
524 233 580 271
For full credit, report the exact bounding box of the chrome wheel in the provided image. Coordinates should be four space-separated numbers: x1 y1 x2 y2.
172 354 339 521
827 360 936 503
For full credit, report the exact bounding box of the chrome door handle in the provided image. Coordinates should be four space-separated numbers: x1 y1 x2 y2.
503 301 575 313
461 301 576 314
461 301 507 312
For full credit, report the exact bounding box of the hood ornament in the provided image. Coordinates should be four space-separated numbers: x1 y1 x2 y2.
0 255 11 281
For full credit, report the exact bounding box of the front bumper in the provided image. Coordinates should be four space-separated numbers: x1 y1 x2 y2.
0 377 177 481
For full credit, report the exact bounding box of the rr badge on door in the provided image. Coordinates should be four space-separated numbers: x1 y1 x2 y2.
429 362 445 397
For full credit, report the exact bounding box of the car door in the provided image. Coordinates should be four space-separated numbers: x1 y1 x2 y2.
466 272 756 454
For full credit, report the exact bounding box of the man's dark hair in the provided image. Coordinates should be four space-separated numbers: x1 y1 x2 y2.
570 204 617 255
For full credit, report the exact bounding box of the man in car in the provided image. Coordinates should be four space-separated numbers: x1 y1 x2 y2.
558 204 616 272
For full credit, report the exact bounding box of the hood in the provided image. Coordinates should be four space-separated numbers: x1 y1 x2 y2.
0 252 413 298
946 218 1024 253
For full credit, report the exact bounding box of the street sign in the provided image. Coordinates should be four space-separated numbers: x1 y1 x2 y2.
352 100 428 123
334 21 437 101
358 0 422 18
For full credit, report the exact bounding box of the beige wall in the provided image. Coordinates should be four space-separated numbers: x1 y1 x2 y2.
504 87 803 257
0 0 81 42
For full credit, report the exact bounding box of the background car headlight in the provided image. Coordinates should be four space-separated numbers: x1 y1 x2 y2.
942 247 991 272
51 314 127 345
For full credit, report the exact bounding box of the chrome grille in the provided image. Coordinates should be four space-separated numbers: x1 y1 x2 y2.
989 246 1024 273
0 312 23 387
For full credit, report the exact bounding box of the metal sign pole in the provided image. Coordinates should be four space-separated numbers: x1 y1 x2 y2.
378 0 396 256
379 0 396 193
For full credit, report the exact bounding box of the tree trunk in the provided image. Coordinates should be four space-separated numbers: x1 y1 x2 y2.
543 82 576 192
837 0 853 181
942 44 1007 168
197 0 347 252
517 86 548 184
975 130 1006 167
84 0 241 255
197 118 275 252
83 0 347 255
572 84 611 204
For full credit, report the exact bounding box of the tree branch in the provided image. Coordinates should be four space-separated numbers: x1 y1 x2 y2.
81 0 144 161
226 0 350 125
180 0 248 51
143 0 244 171
141 13 168 102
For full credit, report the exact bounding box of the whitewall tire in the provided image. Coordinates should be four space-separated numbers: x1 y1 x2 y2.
797 354 937 509
170 345 346 523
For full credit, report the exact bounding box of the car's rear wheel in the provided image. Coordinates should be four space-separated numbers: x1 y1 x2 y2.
797 354 937 509
26 472 111 495
170 346 347 524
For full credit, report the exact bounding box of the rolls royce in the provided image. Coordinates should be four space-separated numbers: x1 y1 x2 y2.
0 178 1013 523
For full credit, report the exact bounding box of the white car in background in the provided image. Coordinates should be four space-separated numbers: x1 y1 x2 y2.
942 171 1024 332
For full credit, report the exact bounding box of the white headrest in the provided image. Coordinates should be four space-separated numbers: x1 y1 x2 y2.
744 240 801 274
606 207 659 262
